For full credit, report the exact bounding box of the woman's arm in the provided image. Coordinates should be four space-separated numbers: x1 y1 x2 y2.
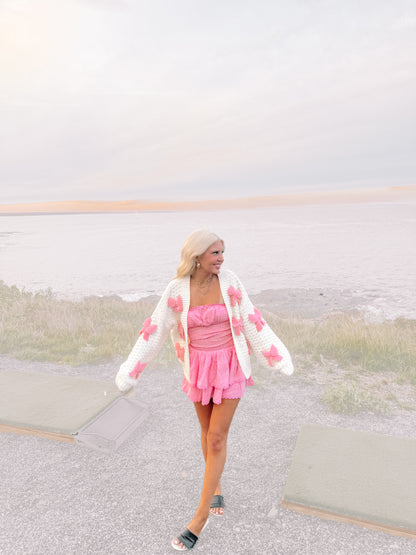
115 282 178 391
230 272 294 375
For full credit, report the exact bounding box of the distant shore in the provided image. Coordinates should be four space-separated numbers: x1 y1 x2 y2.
1 185 415 215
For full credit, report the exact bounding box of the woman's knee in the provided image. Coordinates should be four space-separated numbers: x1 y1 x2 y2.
207 429 227 453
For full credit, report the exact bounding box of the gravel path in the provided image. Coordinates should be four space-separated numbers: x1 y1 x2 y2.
0 355 414 555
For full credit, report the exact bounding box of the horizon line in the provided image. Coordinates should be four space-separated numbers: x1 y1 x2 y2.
1 185 415 214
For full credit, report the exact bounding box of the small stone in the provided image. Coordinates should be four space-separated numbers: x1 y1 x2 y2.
267 504 278 518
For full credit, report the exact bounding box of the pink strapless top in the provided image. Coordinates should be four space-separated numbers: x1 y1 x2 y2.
183 303 254 405
187 304 234 351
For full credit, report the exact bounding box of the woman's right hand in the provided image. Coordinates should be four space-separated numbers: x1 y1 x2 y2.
115 373 134 393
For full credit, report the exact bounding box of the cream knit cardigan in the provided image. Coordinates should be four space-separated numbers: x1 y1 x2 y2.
115 269 294 392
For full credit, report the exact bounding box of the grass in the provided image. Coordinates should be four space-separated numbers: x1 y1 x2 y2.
266 311 416 385
265 311 416 414
0 281 175 367
1 281 415 414
320 383 390 415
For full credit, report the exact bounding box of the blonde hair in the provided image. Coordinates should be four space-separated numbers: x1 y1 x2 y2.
176 229 224 278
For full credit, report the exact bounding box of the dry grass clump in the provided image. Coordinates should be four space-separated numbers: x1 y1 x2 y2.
321 383 390 415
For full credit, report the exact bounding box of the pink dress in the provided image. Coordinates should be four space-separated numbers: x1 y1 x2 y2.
181 303 254 405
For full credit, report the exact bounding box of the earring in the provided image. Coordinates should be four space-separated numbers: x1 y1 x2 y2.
196 261 200 269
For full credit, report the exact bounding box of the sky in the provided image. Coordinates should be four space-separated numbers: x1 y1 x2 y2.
1 0 415 203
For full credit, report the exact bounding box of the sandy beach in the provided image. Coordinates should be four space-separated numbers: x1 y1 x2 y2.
1 185 415 214
1 354 415 555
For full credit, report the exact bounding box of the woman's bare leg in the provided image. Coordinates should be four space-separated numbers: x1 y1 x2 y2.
173 398 239 548
193 400 212 463
193 401 226 515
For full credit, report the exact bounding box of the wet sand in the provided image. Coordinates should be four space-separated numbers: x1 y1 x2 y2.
251 288 372 320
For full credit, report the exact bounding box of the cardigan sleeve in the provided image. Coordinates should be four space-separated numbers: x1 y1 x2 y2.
115 281 178 391
231 272 294 376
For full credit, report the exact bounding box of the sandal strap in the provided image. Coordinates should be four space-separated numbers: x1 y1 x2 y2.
177 528 198 549
210 494 225 508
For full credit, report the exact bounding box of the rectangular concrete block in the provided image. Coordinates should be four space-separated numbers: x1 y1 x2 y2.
0 370 147 450
0 370 121 434
281 424 416 538
76 396 148 453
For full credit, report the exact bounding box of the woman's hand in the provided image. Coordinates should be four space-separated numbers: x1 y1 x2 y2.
115 373 134 393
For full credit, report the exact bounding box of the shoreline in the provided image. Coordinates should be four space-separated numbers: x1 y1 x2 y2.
1 185 415 215
2 279 415 321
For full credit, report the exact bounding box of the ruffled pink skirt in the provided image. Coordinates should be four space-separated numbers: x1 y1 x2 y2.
181 304 254 405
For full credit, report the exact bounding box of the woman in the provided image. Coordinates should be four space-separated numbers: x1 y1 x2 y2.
115 229 294 551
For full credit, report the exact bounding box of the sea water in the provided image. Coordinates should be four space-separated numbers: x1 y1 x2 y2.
0 202 415 320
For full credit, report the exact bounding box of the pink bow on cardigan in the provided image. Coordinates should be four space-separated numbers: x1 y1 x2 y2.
228 286 242 306
177 321 186 340
175 342 185 362
129 361 146 379
249 308 265 332
139 318 158 341
262 345 283 366
168 295 183 312
232 317 244 335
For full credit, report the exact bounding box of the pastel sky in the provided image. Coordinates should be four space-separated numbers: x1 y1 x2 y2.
1 0 415 203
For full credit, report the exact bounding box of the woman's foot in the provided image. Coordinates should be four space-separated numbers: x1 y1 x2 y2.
171 529 198 551
172 516 208 551
209 494 225 516
209 487 224 516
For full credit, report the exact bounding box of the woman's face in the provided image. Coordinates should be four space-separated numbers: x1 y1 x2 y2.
197 240 224 275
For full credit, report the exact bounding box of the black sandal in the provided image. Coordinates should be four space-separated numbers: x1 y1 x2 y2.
209 494 225 516
171 528 198 551
171 521 208 551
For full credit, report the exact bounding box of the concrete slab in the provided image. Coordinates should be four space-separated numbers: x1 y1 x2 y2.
281 424 416 539
76 396 148 453
0 370 122 442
